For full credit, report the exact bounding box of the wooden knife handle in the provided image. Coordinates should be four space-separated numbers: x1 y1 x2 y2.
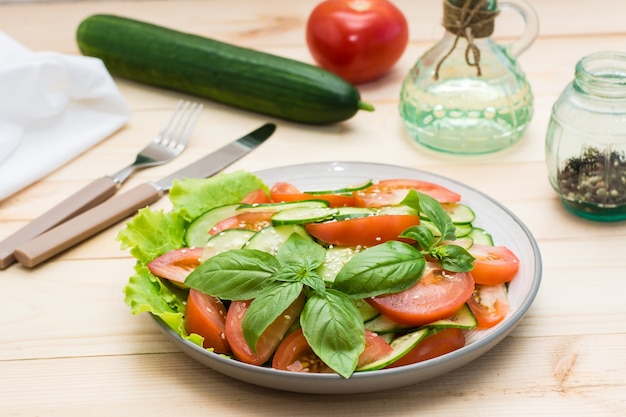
0 176 119 269
14 182 161 268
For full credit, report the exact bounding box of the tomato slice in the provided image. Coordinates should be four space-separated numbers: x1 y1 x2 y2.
225 296 305 366
367 262 475 326
468 244 520 285
209 211 274 235
467 283 511 329
147 247 203 284
270 181 355 207
358 330 394 369
385 328 465 368
272 328 334 373
241 188 271 204
353 179 461 207
305 214 420 246
270 182 301 195
272 328 392 372
184 289 231 354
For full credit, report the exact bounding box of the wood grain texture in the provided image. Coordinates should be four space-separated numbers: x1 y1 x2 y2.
1 1 626 415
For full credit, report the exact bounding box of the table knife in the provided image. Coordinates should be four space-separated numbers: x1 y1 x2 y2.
0 177 117 269
13 123 276 268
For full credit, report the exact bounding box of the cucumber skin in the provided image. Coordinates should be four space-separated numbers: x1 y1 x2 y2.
76 14 372 124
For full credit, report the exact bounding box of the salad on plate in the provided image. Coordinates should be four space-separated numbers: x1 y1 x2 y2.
120 169 520 379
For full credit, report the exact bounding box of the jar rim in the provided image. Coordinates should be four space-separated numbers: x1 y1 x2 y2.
575 51 626 97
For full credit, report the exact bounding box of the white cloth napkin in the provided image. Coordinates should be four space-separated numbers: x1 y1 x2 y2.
0 32 131 201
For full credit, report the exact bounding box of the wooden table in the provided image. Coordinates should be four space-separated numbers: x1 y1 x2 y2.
1 1 625 415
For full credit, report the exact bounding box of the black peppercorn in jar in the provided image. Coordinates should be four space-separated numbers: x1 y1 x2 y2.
546 51 626 221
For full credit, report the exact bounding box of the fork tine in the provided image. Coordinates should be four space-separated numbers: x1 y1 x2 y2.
169 102 204 151
156 100 203 150
154 100 188 146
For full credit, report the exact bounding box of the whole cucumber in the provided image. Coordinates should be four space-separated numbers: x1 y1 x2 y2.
76 14 374 124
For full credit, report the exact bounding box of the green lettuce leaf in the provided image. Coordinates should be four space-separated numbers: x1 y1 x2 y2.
124 265 204 347
117 208 187 265
169 170 268 221
118 170 271 345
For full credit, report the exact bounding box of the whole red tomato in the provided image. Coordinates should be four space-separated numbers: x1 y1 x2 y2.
306 0 409 84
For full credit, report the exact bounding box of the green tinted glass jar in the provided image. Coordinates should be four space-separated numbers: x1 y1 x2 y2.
546 51 626 222
399 0 538 155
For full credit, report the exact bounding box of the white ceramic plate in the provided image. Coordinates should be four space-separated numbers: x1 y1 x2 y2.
152 161 542 395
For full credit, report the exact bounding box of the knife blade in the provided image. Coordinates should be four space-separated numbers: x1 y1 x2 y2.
13 123 276 268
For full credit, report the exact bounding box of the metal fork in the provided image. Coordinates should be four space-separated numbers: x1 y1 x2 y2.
110 100 203 185
0 99 203 269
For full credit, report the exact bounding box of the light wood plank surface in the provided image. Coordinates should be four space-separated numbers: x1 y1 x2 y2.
1 1 626 415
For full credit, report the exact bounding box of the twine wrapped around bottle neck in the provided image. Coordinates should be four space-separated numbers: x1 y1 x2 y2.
434 0 500 80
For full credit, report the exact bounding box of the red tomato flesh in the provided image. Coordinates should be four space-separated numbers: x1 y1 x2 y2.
468 244 520 285
209 211 274 235
467 283 511 329
385 328 465 368
184 289 231 354
367 262 475 326
225 296 305 366
305 214 420 246
354 179 462 207
272 328 334 373
272 328 392 372
306 0 409 84
270 182 355 207
147 247 203 285
241 188 271 204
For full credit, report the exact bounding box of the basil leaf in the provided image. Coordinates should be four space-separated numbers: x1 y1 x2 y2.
185 249 280 300
242 281 304 352
333 241 426 298
270 263 308 283
400 225 435 251
271 263 326 292
398 188 421 212
300 289 365 379
302 271 327 295
431 244 475 272
277 233 326 270
411 191 456 242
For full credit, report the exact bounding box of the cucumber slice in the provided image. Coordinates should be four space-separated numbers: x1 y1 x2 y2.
420 203 475 225
377 204 418 216
420 220 473 238
442 203 476 224
365 304 477 334
244 224 312 255
357 328 430 371
333 207 375 221
316 246 362 283
237 199 329 213
467 227 494 246
425 304 477 330
364 314 413 335
271 207 339 225
355 299 380 322
379 333 395 344
185 204 240 247
443 237 473 250
201 229 255 261
303 179 373 194
454 223 473 237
